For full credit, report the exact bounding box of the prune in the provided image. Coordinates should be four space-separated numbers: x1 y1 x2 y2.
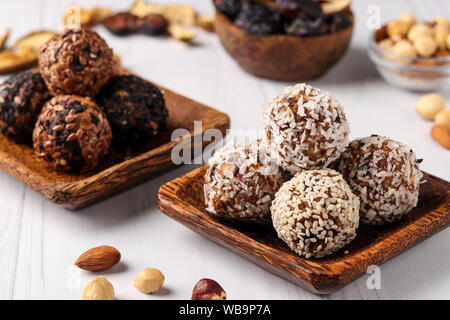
213 0 244 20
285 15 329 36
329 11 351 33
235 2 283 35
104 12 139 36
138 14 169 35
276 0 323 19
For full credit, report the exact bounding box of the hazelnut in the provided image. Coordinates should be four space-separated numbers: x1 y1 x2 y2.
435 109 450 127
413 35 437 57
82 276 114 300
416 93 446 120
392 39 417 58
434 16 450 30
191 278 226 300
133 268 165 294
434 25 449 50
399 12 416 29
408 24 433 42
387 20 410 38
378 38 394 52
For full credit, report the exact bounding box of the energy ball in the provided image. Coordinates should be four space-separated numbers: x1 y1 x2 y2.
271 169 360 259
0 70 51 144
204 141 284 223
338 135 423 225
39 28 114 97
96 75 168 149
33 95 112 172
263 83 350 173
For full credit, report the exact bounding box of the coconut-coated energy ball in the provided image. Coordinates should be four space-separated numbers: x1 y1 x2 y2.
96 75 168 149
271 169 360 259
204 140 285 223
39 28 114 97
0 70 51 144
33 95 112 172
338 135 423 225
263 83 350 173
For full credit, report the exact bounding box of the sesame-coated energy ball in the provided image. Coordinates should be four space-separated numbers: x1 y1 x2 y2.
263 83 350 173
96 75 168 149
0 70 51 144
338 135 423 225
204 141 285 223
271 169 360 259
39 28 114 97
33 95 112 172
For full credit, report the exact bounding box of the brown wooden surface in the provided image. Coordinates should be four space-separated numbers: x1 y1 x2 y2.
214 10 354 81
0 81 230 209
157 164 450 294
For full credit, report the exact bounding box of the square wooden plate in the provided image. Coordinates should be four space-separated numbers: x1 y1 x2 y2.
157 165 450 294
0 76 230 209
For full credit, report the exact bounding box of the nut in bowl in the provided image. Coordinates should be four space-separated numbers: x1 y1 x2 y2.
368 14 450 92
214 0 354 81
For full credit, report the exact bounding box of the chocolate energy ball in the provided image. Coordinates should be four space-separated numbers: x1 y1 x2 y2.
338 135 423 226
271 169 360 259
204 140 285 223
33 95 112 172
0 70 51 144
263 83 350 173
96 75 168 149
39 28 114 97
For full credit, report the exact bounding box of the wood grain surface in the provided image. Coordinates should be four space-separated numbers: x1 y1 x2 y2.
0 79 230 209
158 165 450 294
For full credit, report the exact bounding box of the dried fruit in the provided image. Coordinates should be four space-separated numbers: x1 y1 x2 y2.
416 93 446 120
12 30 57 55
214 0 244 20
138 14 169 35
431 124 450 149
329 11 351 33
191 279 226 300
0 29 9 51
131 0 196 26
75 245 121 271
235 2 283 35
134 268 165 294
104 12 139 35
276 0 323 19
168 24 196 41
82 276 114 300
0 47 36 74
90 7 113 24
197 15 215 32
286 15 329 36
435 109 450 127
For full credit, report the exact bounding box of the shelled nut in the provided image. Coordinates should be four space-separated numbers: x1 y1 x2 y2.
82 276 114 300
387 20 410 38
416 93 446 120
434 25 449 49
435 109 450 127
413 35 437 57
379 38 394 52
431 124 450 149
133 268 165 294
408 24 433 42
392 39 416 57
191 278 226 300
399 12 416 29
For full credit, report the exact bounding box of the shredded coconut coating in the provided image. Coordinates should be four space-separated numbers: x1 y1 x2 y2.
271 169 360 259
204 141 284 223
338 135 423 226
263 83 350 173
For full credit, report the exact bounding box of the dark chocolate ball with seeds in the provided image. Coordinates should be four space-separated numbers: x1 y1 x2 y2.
33 95 112 172
39 28 114 97
0 70 51 144
96 75 168 149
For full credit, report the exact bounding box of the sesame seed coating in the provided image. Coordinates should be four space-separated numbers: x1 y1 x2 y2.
263 83 350 173
338 135 423 225
33 95 112 172
39 28 114 97
271 169 360 259
204 141 285 223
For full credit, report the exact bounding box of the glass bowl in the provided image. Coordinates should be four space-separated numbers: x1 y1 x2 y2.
368 34 450 92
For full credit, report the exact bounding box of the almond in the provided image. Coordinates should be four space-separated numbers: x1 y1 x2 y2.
75 245 121 271
431 124 450 150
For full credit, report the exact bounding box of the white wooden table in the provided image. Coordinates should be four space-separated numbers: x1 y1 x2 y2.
0 0 449 300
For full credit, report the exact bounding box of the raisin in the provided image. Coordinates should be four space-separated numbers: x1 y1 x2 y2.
214 0 245 20
329 11 351 33
235 2 283 35
138 14 169 35
104 12 139 36
285 15 329 36
276 0 323 19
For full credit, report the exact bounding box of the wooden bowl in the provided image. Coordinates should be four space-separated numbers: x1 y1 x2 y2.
215 10 354 81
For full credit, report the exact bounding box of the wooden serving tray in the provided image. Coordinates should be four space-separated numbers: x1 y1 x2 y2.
0 80 230 209
157 165 450 294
